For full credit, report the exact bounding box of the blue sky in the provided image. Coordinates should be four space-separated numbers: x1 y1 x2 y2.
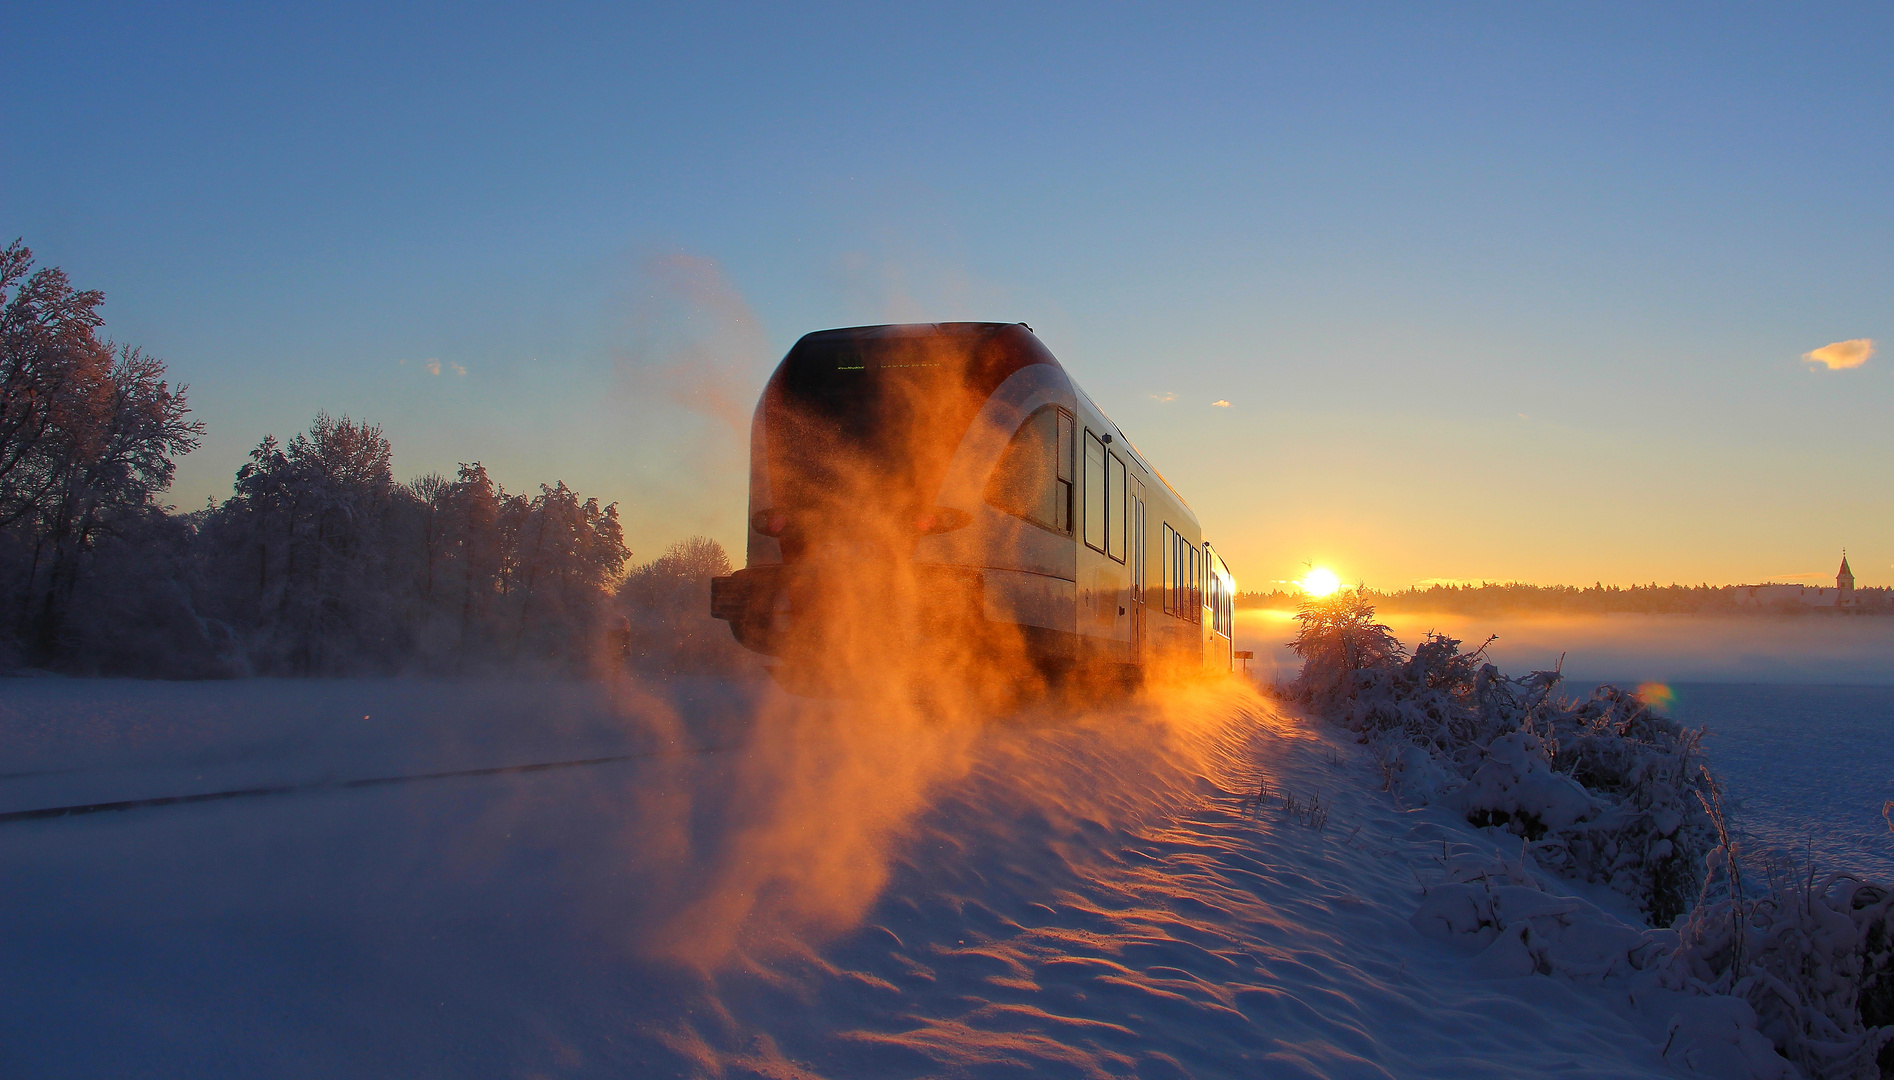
6 2 1890 587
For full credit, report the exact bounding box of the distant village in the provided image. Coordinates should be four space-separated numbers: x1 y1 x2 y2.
1238 554 1892 615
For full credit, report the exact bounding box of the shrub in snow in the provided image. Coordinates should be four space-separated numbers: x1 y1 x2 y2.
1288 591 1714 924
1293 590 1894 1078
1452 729 1595 834
1667 857 1894 1078
1528 683 1715 928
1407 842 1796 1078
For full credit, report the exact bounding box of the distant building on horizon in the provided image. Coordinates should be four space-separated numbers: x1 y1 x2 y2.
1731 552 1858 610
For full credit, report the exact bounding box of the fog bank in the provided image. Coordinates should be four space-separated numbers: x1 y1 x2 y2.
1236 609 1894 686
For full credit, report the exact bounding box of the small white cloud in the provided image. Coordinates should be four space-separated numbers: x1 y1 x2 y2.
450 362 466 376
1150 392 1176 403
1802 339 1874 370
1212 399 1231 408
424 359 442 376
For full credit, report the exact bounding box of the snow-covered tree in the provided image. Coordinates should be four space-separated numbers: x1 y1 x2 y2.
0 244 203 664
617 536 743 672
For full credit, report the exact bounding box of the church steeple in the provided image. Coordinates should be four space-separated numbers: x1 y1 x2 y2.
1838 551 1856 607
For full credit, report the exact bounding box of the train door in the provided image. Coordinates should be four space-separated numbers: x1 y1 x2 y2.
1128 477 1146 662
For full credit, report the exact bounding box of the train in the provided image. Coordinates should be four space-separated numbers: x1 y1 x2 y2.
710 322 1234 691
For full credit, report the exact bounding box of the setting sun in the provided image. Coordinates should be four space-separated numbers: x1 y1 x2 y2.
1299 567 1342 597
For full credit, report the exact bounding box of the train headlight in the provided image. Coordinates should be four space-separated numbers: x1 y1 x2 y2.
751 509 790 537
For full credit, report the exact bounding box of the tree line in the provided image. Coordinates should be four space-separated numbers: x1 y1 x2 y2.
0 241 742 677
1240 580 1892 615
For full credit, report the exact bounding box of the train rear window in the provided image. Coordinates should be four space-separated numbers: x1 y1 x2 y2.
775 338 965 446
764 325 1035 516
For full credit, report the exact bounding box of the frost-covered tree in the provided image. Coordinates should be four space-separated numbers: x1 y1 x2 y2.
26 349 203 649
0 244 665 677
199 413 401 672
0 240 112 530
194 429 632 674
436 461 504 661
1288 589 1402 707
0 244 204 665
617 536 744 672
504 481 629 662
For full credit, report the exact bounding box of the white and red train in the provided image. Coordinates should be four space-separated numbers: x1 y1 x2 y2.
711 322 1233 688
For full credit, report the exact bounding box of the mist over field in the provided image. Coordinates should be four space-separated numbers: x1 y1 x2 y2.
1237 608 1894 686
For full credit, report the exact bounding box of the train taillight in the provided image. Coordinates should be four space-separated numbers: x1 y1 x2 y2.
751 509 790 537
913 508 970 535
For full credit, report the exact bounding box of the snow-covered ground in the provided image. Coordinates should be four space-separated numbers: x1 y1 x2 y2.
0 675 1771 1077
1671 682 1894 883
1239 607 1894 882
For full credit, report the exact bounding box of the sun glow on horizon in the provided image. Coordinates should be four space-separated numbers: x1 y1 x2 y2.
1299 567 1342 597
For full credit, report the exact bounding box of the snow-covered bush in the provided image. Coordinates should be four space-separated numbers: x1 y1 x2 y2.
1407 840 1798 1078
1292 590 1894 1076
1666 848 1894 1077
1288 591 1715 923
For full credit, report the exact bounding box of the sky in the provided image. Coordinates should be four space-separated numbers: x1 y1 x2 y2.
5 2 1890 590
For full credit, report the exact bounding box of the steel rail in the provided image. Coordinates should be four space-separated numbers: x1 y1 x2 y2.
0 742 740 825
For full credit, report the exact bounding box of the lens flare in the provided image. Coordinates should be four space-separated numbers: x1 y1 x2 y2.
1636 681 1675 710
1299 567 1341 597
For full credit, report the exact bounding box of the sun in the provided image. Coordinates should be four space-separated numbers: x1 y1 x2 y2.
1299 567 1341 597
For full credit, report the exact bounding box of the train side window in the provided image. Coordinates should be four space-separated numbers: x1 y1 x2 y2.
1161 523 1175 614
1206 546 1218 633
1208 551 1225 634
1082 430 1106 552
1170 531 1178 612
1170 531 1180 616
1166 527 1194 621
985 407 1067 532
1159 530 1174 613
1189 544 1200 623
1055 412 1074 532
1105 453 1126 563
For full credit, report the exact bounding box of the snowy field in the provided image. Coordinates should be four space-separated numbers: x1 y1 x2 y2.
1238 609 1894 882
1669 683 1894 883
0 674 1784 1078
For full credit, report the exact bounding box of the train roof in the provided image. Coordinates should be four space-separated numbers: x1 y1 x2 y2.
784 322 1057 370
792 321 1041 343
